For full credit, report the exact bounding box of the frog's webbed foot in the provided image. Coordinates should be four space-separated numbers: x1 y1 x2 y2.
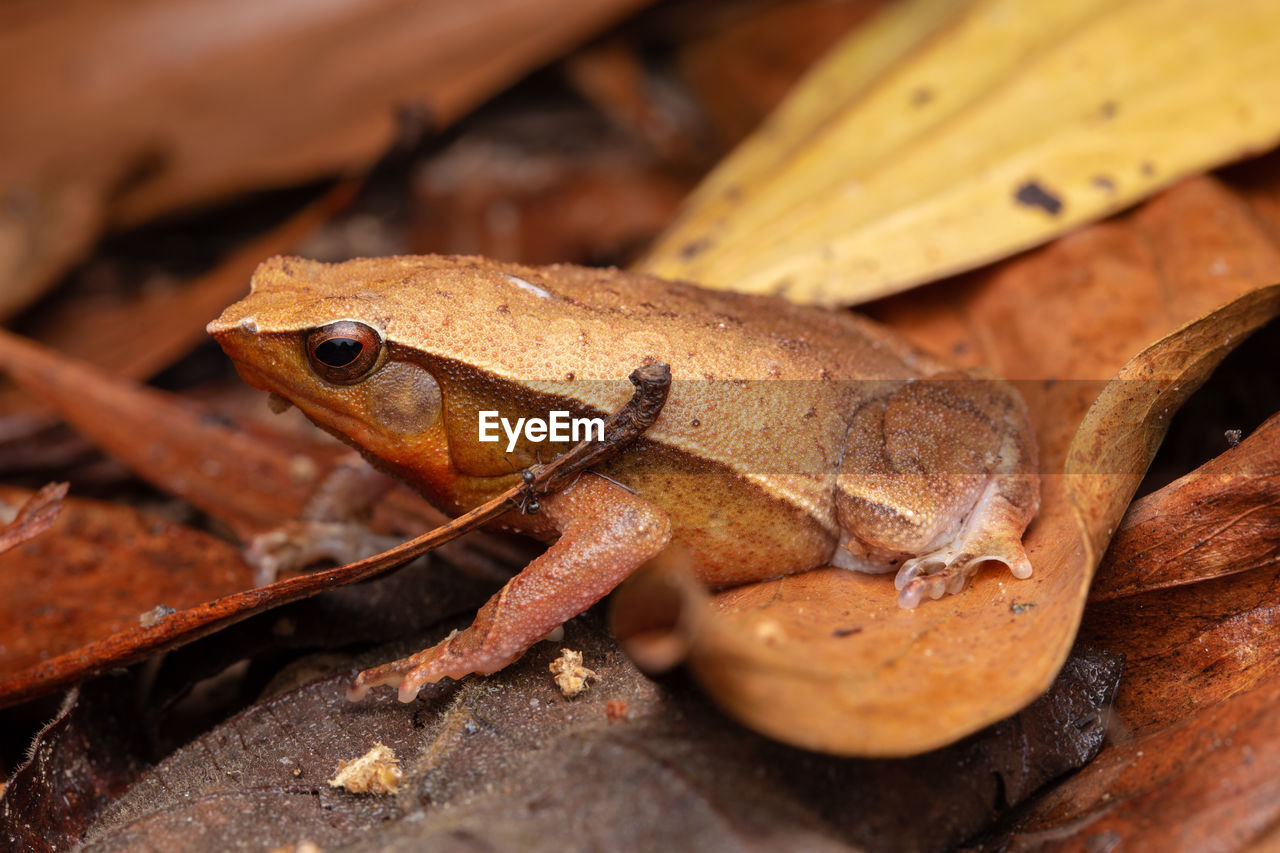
893 471 1037 609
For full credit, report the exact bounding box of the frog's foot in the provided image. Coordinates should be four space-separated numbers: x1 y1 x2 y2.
896 499 1034 604
246 520 402 585
347 629 513 704
893 479 1036 609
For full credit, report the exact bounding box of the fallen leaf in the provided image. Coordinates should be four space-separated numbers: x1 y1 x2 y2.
0 484 253 677
0 679 151 846
637 0 1280 305
0 0 655 319
1091 411 1280 601
0 481 66 556
0 328 341 540
984 565 1280 849
2 622 1119 851
0 180 357 421
613 175 1280 756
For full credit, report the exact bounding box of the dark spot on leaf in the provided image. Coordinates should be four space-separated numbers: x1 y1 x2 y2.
1010 601 1037 614
1099 101 1118 119
679 238 711 260
911 87 934 107
833 626 863 638
1141 161 1156 177
1014 181 1064 216
1091 175 1116 193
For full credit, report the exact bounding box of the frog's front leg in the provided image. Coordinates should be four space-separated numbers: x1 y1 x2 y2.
834 372 1039 608
348 475 672 703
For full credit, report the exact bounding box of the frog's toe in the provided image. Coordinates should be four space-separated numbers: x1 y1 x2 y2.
894 548 976 608
348 630 510 703
894 535 1033 609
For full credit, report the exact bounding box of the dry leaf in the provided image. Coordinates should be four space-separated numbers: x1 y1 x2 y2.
987 563 1280 849
1091 411 1280 601
638 0 1280 304
0 0 654 319
0 484 253 678
3 623 1118 851
0 481 66 556
614 176 1280 756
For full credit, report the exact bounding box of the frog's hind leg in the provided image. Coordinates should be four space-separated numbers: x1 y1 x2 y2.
835 371 1039 609
348 475 671 703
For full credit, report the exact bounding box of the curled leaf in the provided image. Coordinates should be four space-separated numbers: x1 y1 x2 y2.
993 563 1280 848
615 176 1280 756
638 0 1280 305
1091 411 1280 601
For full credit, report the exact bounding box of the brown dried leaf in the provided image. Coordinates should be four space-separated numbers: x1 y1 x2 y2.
1092 411 1280 600
0 181 356 421
0 484 252 676
991 680 1280 850
0 481 66 556
5 623 1118 851
985 564 1280 850
0 328 341 540
613 176 1280 756
0 0 655 319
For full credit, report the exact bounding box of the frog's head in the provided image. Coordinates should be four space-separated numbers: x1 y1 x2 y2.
207 256 451 492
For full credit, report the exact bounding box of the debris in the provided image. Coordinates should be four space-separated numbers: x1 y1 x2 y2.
139 604 176 628
549 648 596 698
327 743 403 795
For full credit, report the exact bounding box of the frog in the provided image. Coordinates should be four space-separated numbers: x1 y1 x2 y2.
207 255 1040 703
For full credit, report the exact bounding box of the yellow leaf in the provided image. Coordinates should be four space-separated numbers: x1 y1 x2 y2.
636 0 1280 305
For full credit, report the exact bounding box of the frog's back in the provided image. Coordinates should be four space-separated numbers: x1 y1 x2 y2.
243 255 939 384
239 256 943 538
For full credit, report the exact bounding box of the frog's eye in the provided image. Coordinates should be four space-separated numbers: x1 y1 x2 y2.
305 320 384 384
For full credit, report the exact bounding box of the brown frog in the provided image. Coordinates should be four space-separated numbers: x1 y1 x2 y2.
208 255 1039 702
